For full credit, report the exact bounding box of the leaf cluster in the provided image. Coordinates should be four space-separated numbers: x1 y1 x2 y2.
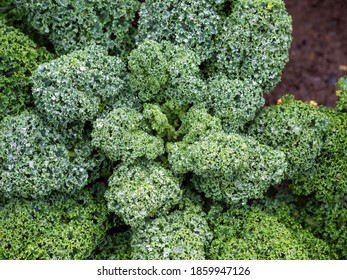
2 0 345 260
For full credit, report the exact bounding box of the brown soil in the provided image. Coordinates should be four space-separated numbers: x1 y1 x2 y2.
267 0 347 107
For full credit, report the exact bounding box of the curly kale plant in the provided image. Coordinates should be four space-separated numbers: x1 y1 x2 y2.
0 19 53 119
168 131 287 205
207 205 333 260
251 195 337 259
289 106 347 200
127 41 266 132
91 107 165 163
287 104 347 259
298 197 347 259
13 0 140 55
215 0 292 92
137 0 221 62
128 40 204 106
92 230 132 260
5 0 342 262
0 111 91 198
0 190 109 260
204 75 264 132
248 96 329 180
137 0 292 93
131 197 212 260
31 44 126 137
105 160 182 227
176 105 223 143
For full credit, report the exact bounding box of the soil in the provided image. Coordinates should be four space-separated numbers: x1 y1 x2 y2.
266 0 347 107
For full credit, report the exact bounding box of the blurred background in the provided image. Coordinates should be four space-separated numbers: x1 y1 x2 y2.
267 0 347 107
